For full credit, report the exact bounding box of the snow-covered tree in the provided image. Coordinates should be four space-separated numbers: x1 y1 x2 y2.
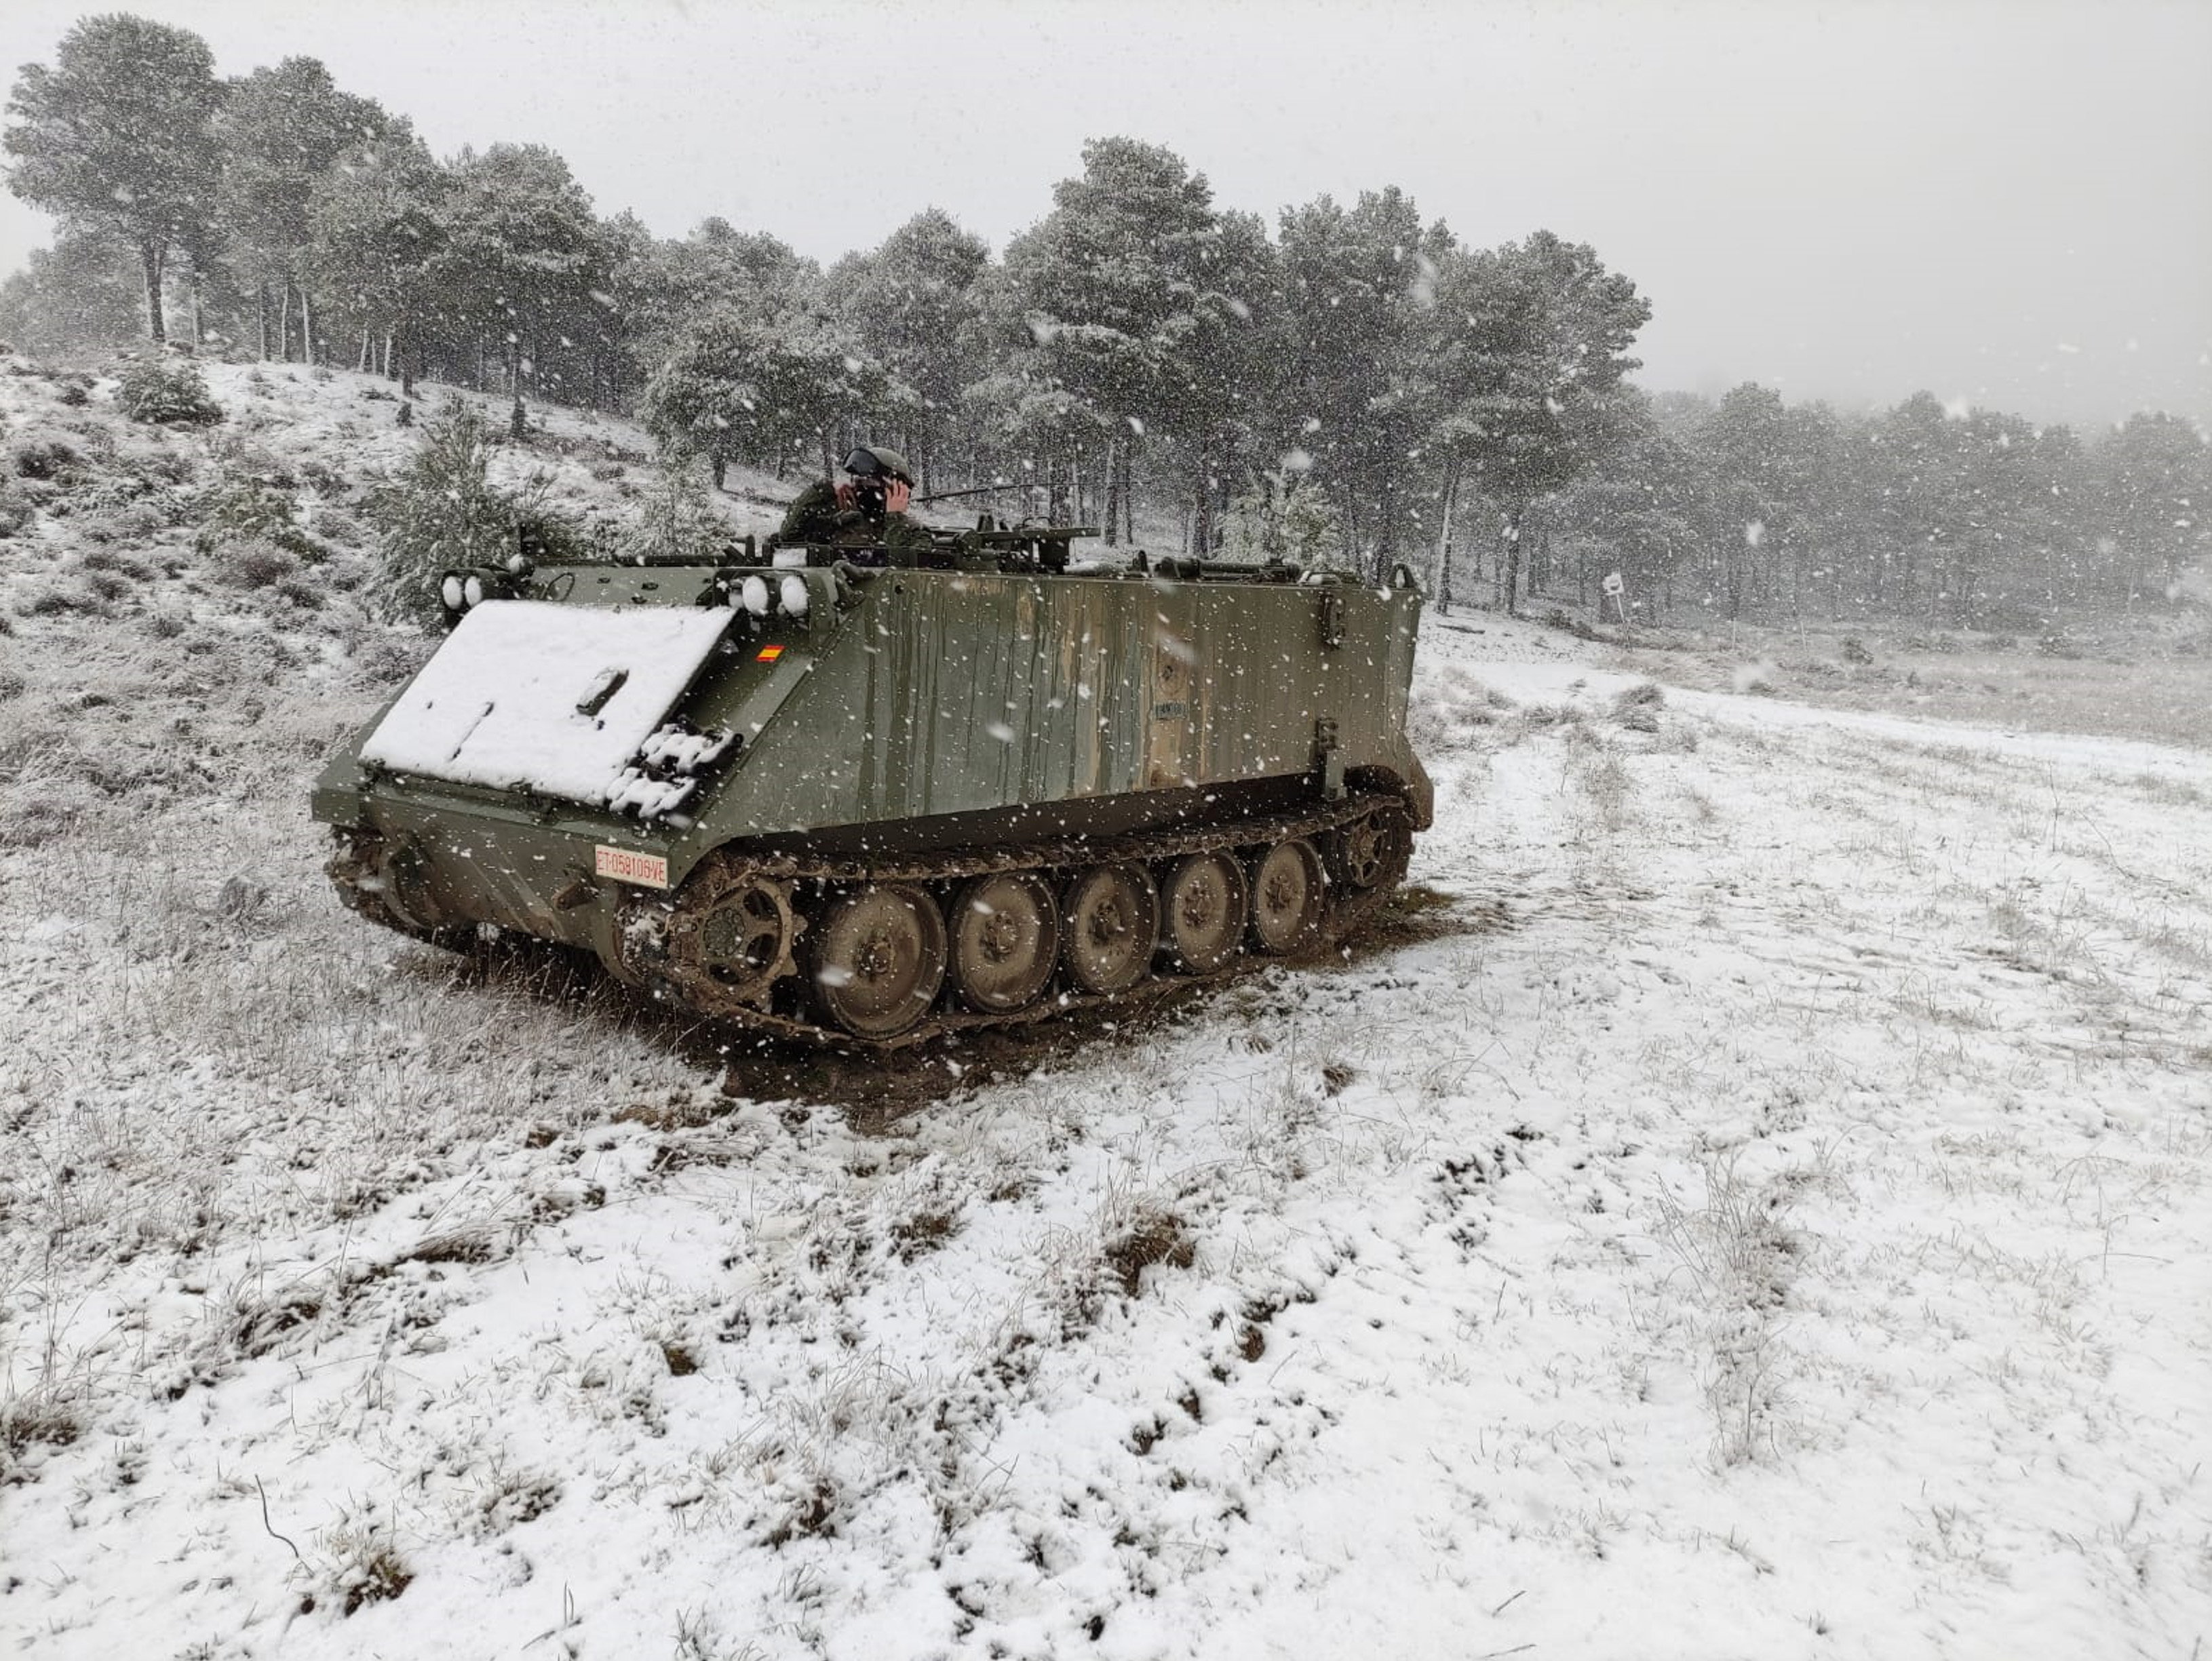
824 208 990 490
642 306 897 485
0 227 146 353
1278 187 1450 571
435 144 606 402
216 56 394 361
1007 138 1237 543
2094 412 2209 601
307 129 449 393
1429 231 1650 612
3 14 227 344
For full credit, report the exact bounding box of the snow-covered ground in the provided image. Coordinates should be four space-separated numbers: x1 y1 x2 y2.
3 359 2210 1660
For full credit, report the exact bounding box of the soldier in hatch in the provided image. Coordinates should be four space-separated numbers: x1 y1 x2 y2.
767 445 933 557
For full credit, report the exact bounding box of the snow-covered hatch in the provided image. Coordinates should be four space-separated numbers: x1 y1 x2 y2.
359 600 737 804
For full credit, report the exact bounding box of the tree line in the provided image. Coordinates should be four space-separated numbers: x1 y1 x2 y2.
4 14 2203 624
1545 387 2206 630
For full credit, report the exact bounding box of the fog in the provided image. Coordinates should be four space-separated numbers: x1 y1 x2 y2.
3 0 2207 430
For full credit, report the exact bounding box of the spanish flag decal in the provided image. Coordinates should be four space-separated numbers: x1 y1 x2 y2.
755 644 784 663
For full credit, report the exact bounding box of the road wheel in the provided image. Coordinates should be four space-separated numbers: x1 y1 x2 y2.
1062 863 1159 995
950 870 1060 1013
1330 810 1412 891
1249 838 1325 954
810 884 946 1038
1160 851 1247 973
670 869 799 1010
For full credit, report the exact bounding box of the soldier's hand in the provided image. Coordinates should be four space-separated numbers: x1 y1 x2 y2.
885 479 911 514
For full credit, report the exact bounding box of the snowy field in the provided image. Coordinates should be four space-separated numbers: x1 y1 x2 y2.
3 361 2210 1660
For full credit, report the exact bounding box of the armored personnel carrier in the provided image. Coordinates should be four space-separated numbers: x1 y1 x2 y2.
312 521 1431 1048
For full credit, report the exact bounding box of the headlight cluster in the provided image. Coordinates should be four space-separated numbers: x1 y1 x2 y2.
737 572 812 620
438 568 511 614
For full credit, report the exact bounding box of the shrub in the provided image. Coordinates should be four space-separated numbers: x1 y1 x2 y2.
615 459 729 563
1839 636 1874 665
115 357 223 426
364 397 579 624
70 471 154 514
11 430 83 480
0 488 30 539
18 585 107 619
193 471 324 563
298 458 349 498
218 536 300 589
82 547 154 579
1612 680 1665 732
121 447 195 487
314 506 364 547
205 437 295 490
92 502 167 545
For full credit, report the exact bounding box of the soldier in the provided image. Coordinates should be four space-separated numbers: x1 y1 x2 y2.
767 445 933 556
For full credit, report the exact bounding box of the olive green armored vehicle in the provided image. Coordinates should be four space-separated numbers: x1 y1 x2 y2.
312 522 1431 1048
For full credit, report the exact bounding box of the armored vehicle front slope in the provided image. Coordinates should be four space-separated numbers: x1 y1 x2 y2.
312 527 1432 1047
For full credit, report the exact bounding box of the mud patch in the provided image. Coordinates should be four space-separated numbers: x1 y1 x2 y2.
1331 884 1511 966
714 982 1234 1125
408 886 1485 1124
717 884 1500 1120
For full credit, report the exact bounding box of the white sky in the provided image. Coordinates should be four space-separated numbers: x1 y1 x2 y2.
3 0 2207 431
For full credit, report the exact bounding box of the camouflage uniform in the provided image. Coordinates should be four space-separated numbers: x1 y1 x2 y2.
768 445 933 555
767 479 933 554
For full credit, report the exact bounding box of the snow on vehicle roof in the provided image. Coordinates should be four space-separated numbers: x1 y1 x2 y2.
360 600 735 804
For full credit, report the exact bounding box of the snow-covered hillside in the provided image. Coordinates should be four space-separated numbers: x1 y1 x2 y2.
3 357 2209 1660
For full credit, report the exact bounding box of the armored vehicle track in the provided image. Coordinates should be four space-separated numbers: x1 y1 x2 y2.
610 792 1413 1049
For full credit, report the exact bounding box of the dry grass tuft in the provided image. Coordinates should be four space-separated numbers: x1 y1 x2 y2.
1655 1155 1811 1467
1101 1206 1197 1297
0 1387 85 1474
891 1209 961 1262
322 1517 414 1616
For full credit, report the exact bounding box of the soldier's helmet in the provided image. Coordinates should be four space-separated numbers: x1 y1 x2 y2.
841 446 915 489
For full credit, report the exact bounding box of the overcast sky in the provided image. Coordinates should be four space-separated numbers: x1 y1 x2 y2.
3 0 2207 431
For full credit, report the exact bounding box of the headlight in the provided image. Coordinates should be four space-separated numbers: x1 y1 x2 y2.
462 574 486 608
740 575 771 616
779 574 811 618
440 574 465 610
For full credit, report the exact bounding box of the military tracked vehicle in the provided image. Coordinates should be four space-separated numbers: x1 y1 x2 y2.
312 519 1431 1048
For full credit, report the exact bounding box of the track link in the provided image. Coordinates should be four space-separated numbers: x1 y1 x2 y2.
620 794 1415 1051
